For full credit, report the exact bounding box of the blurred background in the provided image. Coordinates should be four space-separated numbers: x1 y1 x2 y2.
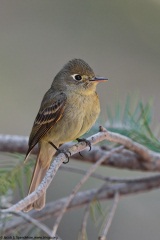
0 0 160 239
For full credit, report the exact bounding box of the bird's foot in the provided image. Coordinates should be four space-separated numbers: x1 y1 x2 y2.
48 141 71 164
59 149 71 164
76 138 92 151
76 138 92 157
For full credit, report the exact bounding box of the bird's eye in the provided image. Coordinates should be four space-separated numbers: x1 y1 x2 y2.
72 74 82 81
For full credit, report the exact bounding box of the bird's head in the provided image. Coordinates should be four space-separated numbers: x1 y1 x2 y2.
52 59 108 95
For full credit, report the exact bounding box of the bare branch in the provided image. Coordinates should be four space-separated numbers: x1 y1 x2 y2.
1 130 160 172
61 165 160 184
2 174 160 234
1 152 66 212
72 146 160 172
1 127 160 212
79 204 90 240
99 193 120 240
52 153 108 236
1 131 106 212
99 126 160 162
60 165 108 181
0 210 53 237
0 134 30 154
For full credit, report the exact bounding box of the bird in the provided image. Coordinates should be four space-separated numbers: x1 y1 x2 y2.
23 59 107 211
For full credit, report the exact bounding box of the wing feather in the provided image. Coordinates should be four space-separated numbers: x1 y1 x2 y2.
25 91 67 159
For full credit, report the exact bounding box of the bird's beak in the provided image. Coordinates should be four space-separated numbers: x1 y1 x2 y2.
89 76 108 82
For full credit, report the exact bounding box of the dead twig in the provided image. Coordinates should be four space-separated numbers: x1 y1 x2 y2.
79 204 90 240
99 126 160 162
98 192 120 240
51 153 108 236
2 174 160 234
0 210 53 237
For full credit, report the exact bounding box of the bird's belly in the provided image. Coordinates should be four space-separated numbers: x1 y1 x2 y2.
46 94 100 143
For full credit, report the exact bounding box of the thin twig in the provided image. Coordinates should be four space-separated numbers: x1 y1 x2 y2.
60 165 155 183
99 126 160 162
99 192 120 240
0 210 53 237
2 174 160 234
80 204 90 240
52 154 108 236
1 152 66 212
60 165 107 181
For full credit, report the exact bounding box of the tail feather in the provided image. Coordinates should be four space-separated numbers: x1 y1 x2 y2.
23 142 57 212
24 145 34 164
23 160 49 211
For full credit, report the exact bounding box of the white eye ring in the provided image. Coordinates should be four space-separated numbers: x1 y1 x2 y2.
71 74 82 81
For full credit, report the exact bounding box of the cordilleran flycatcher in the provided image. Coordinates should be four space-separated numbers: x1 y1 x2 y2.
24 59 107 211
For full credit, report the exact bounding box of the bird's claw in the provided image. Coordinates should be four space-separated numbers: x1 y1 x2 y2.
48 141 71 164
76 138 92 157
60 149 71 164
76 138 92 151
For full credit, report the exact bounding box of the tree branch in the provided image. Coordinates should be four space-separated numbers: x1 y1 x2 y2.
1 127 160 212
1 130 160 172
99 192 119 240
79 204 90 240
0 210 54 237
51 153 108 236
0 134 30 155
2 174 160 234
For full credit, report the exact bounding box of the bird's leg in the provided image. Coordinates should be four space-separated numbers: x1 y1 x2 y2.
48 141 59 151
48 141 71 164
76 138 92 157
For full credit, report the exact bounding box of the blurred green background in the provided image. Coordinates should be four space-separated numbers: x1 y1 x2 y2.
0 0 160 239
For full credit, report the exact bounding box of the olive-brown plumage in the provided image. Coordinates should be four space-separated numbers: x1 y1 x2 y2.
24 59 107 211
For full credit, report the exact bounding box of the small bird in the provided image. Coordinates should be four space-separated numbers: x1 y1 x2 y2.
24 59 107 211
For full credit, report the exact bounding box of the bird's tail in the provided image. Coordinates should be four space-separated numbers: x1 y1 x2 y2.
23 143 57 212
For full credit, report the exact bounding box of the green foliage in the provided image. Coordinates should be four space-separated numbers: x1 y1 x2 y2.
89 198 111 236
105 97 160 152
0 153 33 198
78 229 88 240
90 199 104 225
87 98 160 152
